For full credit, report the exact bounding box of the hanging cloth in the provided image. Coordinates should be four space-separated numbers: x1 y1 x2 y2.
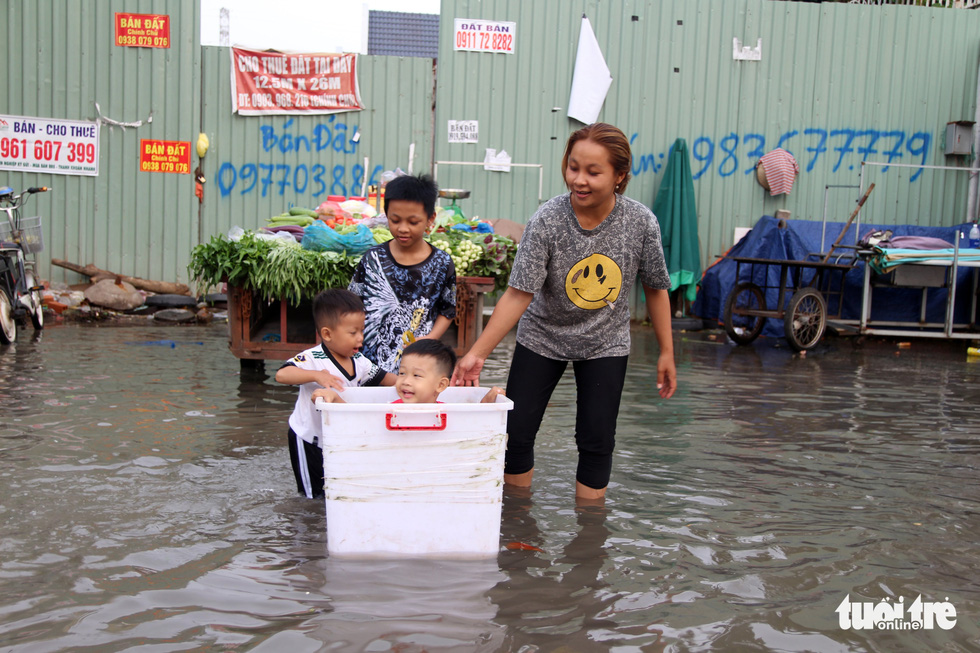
757 148 800 196
652 138 702 303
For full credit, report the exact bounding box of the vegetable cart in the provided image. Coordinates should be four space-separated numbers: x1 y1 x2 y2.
190 200 518 370
227 276 496 368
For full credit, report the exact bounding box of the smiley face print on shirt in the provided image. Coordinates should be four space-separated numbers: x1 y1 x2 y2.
565 253 623 310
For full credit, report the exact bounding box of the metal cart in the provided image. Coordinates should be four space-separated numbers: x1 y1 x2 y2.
833 239 980 340
722 184 874 351
722 254 858 351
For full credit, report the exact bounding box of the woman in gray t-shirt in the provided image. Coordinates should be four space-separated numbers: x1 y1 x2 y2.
451 123 677 503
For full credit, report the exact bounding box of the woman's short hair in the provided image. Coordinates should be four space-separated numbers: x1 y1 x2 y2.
561 122 632 194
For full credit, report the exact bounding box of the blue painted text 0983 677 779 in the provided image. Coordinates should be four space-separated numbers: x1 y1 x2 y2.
630 127 932 182
216 121 935 200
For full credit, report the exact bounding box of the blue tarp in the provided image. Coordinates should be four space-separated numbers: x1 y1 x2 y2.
692 215 979 339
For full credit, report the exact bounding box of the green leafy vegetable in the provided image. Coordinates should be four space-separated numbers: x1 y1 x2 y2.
429 230 517 294
188 225 517 302
188 231 359 304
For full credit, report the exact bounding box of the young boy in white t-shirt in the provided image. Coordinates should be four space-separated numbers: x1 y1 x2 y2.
276 288 395 498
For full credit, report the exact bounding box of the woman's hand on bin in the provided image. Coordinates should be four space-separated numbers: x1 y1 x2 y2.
452 353 484 387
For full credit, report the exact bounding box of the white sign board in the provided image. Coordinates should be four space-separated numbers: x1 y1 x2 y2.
453 18 515 54
484 148 511 172
448 120 479 143
0 114 100 176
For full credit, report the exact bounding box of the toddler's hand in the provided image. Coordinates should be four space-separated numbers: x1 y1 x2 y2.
481 386 505 403
315 371 345 391
312 388 344 404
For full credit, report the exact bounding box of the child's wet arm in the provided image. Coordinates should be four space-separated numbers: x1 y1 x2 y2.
426 314 453 339
275 364 307 385
276 365 342 389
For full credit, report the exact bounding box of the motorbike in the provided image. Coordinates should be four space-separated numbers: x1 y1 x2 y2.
0 185 49 343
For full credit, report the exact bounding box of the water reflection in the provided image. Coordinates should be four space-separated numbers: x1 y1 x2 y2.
490 489 651 651
302 557 506 651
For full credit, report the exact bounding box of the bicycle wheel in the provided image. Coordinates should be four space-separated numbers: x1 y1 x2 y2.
23 271 44 330
723 282 766 345
783 287 826 351
0 288 16 344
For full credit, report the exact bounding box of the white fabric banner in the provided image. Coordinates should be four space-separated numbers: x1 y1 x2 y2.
567 16 612 124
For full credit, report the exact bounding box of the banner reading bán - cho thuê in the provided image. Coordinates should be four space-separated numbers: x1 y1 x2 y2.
230 47 363 116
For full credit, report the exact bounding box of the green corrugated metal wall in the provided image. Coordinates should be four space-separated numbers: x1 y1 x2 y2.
198 49 435 242
0 0 434 286
435 0 980 266
3 0 980 292
1 0 201 285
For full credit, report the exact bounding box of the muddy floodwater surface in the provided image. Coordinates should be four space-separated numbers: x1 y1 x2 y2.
1 324 979 652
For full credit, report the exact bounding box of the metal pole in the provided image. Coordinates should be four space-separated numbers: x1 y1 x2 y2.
432 160 545 204
946 231 961 337
966 53 980 224
858 163 865 246
862 160 980 172
822 185 859 254
822 185 829 252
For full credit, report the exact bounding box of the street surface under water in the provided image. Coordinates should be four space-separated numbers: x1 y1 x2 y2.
0 323 978 652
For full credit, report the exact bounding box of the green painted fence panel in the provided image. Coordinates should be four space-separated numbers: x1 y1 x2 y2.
0 0 201 285
436 0 980 274
1 1 435 288
4 0 980 298
197 50 435 244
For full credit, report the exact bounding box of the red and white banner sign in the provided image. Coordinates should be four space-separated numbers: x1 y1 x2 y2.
230 47 363 116
0 114 100 177
454 18 516 54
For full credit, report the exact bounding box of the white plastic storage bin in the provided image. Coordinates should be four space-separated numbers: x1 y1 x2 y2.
316 386 513 558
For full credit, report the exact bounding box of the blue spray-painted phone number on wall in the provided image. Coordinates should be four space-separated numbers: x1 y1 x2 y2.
216 117 384 198
630 128 933 182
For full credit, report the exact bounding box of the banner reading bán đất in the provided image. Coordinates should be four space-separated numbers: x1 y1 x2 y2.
115 13 170 48
140 139 190 174
230 47 363 116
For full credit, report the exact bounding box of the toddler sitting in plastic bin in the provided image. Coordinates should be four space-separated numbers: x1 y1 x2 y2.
276 289 396 499
314 339 503 405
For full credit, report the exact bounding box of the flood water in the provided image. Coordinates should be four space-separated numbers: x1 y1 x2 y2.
1 323 979 652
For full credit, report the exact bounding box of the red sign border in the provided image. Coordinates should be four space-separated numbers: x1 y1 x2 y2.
115 12 171 49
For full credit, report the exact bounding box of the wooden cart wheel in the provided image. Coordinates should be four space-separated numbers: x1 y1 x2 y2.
724 282 766 345
783 287 827 351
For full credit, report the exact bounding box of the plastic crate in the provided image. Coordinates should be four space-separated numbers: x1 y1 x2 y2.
0 216 43 253
316 386 513 558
